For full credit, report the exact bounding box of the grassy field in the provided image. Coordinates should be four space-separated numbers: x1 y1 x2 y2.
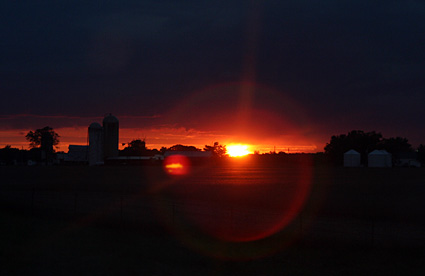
1 164 425 275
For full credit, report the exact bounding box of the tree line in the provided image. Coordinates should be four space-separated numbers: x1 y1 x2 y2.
1 127 425 165
121 140 227 158
324 130 425 165
0 126 228 165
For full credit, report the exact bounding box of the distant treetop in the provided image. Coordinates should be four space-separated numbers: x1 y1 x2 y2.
203 142 227 157
167 144 201 151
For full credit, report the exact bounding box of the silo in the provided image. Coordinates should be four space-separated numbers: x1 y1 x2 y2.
103 114 119 159
88 122 103 165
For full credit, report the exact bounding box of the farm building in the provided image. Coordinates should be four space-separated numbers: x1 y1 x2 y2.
343 150 361 167
67 145 89 163
396 152 421 167
368 150 392 167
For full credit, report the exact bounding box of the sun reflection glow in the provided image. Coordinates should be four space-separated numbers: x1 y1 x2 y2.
163 155 190 175
227 144 252 157
165 163 183 171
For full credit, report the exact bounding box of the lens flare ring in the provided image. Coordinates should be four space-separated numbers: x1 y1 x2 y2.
154 157 314 260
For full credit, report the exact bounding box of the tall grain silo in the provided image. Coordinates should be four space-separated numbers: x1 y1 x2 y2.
88 122 103 165
103 114 119 159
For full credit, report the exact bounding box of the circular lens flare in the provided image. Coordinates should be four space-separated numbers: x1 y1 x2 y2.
154 158 314 260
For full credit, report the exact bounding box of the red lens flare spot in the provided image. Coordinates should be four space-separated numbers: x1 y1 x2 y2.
163 155 190 175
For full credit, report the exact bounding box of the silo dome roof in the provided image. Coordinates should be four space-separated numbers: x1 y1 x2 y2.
103 114 119 123
89 122 102 129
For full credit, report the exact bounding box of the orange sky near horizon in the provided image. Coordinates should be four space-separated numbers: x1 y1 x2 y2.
0 127 319 154
0 82 326 153
2 1 425 162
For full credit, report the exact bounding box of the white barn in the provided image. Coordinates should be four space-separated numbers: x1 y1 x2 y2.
368 150 392 167
344 149 361 167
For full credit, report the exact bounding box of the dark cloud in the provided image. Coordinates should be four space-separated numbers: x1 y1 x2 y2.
1 0 425 148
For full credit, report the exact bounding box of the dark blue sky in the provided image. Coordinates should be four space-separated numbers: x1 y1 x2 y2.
1 0 425 150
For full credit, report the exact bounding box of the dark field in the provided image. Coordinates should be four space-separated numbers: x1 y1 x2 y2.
1 164 425 275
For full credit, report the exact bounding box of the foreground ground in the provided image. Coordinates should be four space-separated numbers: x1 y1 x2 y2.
1 164 424 275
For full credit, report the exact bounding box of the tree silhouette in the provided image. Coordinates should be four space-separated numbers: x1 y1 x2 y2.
167 144 201 151
25 126 60 151
379 137 413 156
0 145 20 165
204 142 227 158
121 139 147 156
25 126 59 164
418 144 425 165
160 147 167 154
129 139 146 150
324 130 382 165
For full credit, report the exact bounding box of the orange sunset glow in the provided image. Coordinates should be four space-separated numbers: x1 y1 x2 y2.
0 82 322 154
227 144 252 157
0 127 319 154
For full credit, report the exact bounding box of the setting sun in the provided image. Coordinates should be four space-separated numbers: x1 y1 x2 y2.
227 144 252 157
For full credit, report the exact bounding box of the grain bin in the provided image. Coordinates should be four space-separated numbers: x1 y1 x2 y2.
343 149 361 167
